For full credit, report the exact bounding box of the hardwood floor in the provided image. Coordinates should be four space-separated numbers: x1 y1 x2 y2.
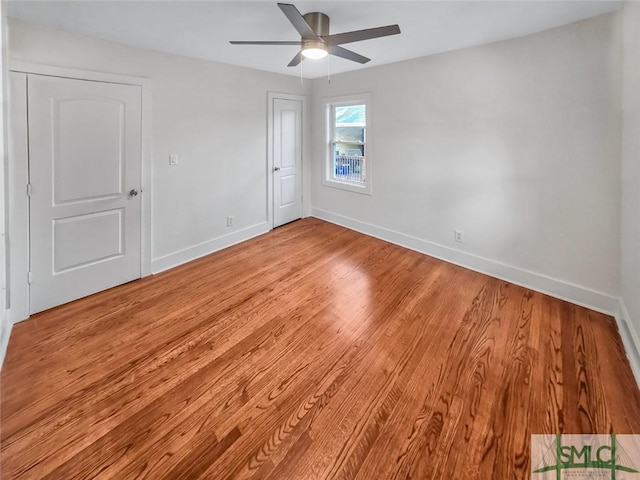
1 218 639 479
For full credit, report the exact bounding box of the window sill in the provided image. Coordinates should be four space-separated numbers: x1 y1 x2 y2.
322 178 372 195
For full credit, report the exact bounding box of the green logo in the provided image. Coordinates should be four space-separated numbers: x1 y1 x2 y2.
532 434 640 479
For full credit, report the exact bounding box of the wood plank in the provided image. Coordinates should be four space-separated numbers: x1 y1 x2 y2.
1 217 639 479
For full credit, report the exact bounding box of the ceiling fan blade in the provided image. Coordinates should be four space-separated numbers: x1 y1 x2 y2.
323 25 401 46
230 41 302 45
287 51 303 67
329 46 370 64
278 3 319 39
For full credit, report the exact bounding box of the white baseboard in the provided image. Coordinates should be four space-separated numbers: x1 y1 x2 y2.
151 222 271 274
311 208 620 316
0 309 13 371
616 299 640 388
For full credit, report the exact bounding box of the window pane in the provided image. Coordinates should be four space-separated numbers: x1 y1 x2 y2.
334 104 365 143
335 126 365 143
333 146 366 184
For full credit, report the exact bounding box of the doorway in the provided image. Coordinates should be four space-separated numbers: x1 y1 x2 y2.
269 93 304 228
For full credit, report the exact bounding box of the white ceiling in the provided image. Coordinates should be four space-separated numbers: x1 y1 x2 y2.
6 0 622 79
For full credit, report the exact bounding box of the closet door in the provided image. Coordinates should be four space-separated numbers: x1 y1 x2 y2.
28 74 143 313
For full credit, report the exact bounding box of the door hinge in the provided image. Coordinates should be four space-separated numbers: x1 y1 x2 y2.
28 271 32 284
27 184 32 196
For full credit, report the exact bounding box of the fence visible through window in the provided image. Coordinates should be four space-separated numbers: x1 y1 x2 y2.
333 154 365 184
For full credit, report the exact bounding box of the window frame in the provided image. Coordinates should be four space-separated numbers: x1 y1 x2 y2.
322 93 372 195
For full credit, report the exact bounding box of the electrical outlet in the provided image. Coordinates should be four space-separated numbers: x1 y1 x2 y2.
454 230 464 243
169 154 179 166
227 216 234 227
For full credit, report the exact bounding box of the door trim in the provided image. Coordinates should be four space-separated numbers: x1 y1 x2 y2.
267 92 306 229
8 61 153 323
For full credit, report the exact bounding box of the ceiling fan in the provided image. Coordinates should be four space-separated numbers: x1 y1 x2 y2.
230 3 401 66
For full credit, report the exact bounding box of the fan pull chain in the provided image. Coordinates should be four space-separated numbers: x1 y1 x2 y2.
300 58 303 85
327 54 331 84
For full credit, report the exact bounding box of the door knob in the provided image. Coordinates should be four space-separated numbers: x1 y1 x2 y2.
274 166 281 171
129 189 139 197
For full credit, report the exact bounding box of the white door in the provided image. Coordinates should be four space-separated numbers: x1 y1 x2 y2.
273 98 302 227
28 74 142 314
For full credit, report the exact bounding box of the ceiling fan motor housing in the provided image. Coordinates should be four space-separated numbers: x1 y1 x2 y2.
303 12 330 37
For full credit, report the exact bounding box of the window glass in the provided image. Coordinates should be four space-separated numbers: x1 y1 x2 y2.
329 103 368 188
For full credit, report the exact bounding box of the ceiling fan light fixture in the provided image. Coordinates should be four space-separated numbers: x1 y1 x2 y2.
301 41 328 59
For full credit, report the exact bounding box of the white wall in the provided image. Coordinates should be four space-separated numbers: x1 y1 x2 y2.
7 19 311 274
621 3 640 359
311 12 623 312
0 1 11 367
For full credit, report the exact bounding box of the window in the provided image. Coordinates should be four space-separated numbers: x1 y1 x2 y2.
323 93 372 194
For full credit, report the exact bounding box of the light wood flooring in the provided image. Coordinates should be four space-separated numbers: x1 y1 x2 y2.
1 218 639 479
